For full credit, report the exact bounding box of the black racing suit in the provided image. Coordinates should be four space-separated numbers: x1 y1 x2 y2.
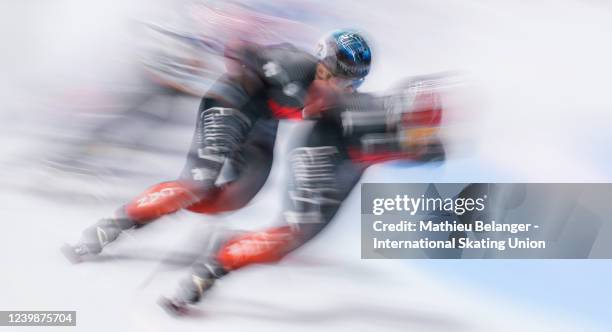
121 42 320 221
76 43 320 254
176 88 446 304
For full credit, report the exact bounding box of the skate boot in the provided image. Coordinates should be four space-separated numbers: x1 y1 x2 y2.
61 217 135 263
159 262 227 316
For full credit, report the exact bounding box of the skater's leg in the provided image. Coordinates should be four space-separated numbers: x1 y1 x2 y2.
64 95 269 260
64 116 275 261
130 111 277 219
164 136 366 310
65 160 270 260
123 180 206 223
61 179 203 260
186 120 276 214
129 118 277 218
215 150 366 271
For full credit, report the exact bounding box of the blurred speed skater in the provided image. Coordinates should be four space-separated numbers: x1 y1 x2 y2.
161 71 446 314
61 29 446 316
62 29 374 261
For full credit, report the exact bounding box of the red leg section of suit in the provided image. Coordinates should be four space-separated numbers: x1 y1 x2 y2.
123 179 259 224
186 181 256 214
124 181 202 223
216 226 299 271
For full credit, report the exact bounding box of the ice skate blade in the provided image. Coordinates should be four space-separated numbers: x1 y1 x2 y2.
158 297 192 317
60 244 84 264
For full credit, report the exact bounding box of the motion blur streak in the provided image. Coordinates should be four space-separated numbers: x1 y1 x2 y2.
0 1 611 331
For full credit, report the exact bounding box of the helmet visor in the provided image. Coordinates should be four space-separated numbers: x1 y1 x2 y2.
329 76 365 90
316 62 365 91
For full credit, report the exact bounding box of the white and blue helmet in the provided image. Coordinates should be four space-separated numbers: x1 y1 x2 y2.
316 29 372 88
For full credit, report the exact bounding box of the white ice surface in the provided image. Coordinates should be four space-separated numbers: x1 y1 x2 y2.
0 123 605 331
